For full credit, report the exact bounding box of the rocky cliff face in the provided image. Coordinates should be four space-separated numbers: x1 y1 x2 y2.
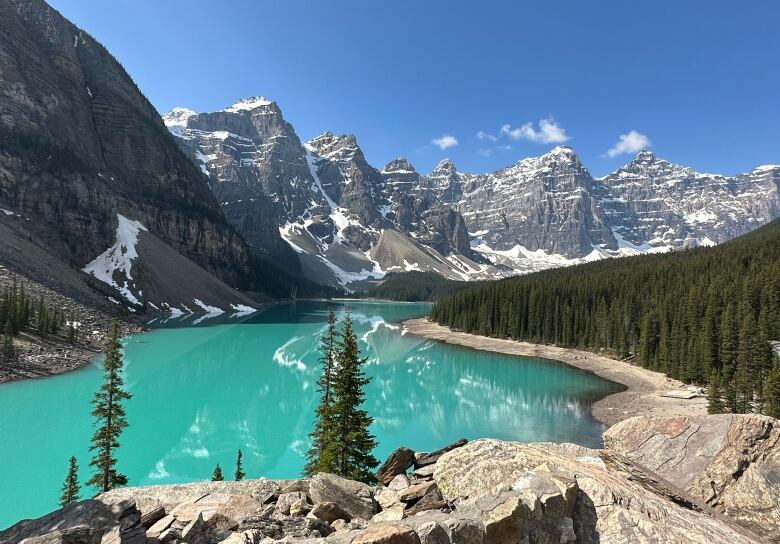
165 103 486 289
165 98 780 290
0 0 251 282
5 415 775 544
0 1 325 311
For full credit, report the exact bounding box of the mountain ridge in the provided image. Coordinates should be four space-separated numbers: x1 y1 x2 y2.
164 97 780 289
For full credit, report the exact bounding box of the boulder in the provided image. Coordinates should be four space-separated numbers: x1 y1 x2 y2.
414 440 468 468
1 499 146 544
398 481 438 503
289 499 310 517
387 474 411 492
18 527 101 544
434 438 764 544
352 525 420 544
376 489 400 509
276 492 309 516
442 518 483 544
411 465 435 479
414 521 449 544
307 502 350 524
216 529 263 543
604 414 780 541
309 473 376 521
376 448 417 485
371 504 406 523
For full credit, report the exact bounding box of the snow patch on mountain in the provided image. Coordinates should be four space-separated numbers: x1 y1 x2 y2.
83 214 147 305
224 96 272 112
162 107 197 127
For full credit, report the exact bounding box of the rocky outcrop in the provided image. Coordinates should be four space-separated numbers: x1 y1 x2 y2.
0 0 250 289
4 417 774 544
604 414 780 541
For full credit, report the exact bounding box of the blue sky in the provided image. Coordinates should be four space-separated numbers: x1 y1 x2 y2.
48 0 779 177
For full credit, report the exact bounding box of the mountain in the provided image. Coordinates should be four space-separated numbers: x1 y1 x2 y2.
0 0 326 313
165 97 780 289
165 102 488 289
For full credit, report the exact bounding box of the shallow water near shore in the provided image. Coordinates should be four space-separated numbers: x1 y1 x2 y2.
0 300 622 529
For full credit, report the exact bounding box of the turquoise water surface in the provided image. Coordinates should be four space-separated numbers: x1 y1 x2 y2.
0 300 621 528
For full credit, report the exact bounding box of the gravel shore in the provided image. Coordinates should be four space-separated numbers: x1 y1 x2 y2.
403 317 707 426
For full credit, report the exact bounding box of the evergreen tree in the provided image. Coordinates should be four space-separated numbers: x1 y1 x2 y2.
2 318 14 362
765 366 780 419
234 449 245 481
87 321 131 492
304 309 338 477
324 311 379 483
707 370 724 414
59 456 81 506
212 464 224 481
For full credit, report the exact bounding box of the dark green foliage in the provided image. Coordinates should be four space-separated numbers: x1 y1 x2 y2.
431 219 780 415
212 464 224 481
304 309 338 477
59 456 81 506
707 371 724 414
325 312 379 483
234 449 245 481
765 365 780 418
361 272 477 302
0 276 79 355
87 321 131 492
305 310 379 482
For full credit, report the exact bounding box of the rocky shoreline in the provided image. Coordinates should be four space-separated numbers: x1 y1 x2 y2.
0 266 142 385
402 318 708 426
3 414 776 544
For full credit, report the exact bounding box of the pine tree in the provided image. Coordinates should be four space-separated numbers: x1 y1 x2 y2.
59 456 81 506
2 318 14 362
87 321 131 492
707 370 725 414
304 309 338 477
765 366 780 419
212 464 224 481
234 449 245 481
325 311 379 483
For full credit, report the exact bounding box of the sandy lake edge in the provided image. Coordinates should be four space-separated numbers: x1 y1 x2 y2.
402 317 707 427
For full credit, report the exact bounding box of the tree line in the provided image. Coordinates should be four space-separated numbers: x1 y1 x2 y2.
58 306 379 507
431 219 780 417
0 280 81 363
360 271 477 302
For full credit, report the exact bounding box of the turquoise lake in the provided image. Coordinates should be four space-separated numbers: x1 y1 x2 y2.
0 300 622 528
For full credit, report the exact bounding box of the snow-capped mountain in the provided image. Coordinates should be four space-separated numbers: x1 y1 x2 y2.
164 100 488 288
164 98 780 289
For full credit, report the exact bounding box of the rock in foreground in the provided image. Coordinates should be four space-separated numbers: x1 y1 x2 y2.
2 415 774 544
604 413 780 541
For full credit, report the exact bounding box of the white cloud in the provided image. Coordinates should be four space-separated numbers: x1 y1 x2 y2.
476 130 497 142
500 118 570 144
431 134 459 150
605 130 651 157
478 148 492 157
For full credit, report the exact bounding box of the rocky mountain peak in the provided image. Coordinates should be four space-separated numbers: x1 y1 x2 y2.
381 157 416 174
223 96 275 112
430 158 457 177
633 149 656 162
539 145 583 166
306 132 361 161
161 107 196 127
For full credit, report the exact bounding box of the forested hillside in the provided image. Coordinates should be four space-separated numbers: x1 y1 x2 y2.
431 219 780 416
361 272 473 301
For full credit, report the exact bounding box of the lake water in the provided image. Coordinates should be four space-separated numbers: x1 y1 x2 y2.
0 300 622 529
